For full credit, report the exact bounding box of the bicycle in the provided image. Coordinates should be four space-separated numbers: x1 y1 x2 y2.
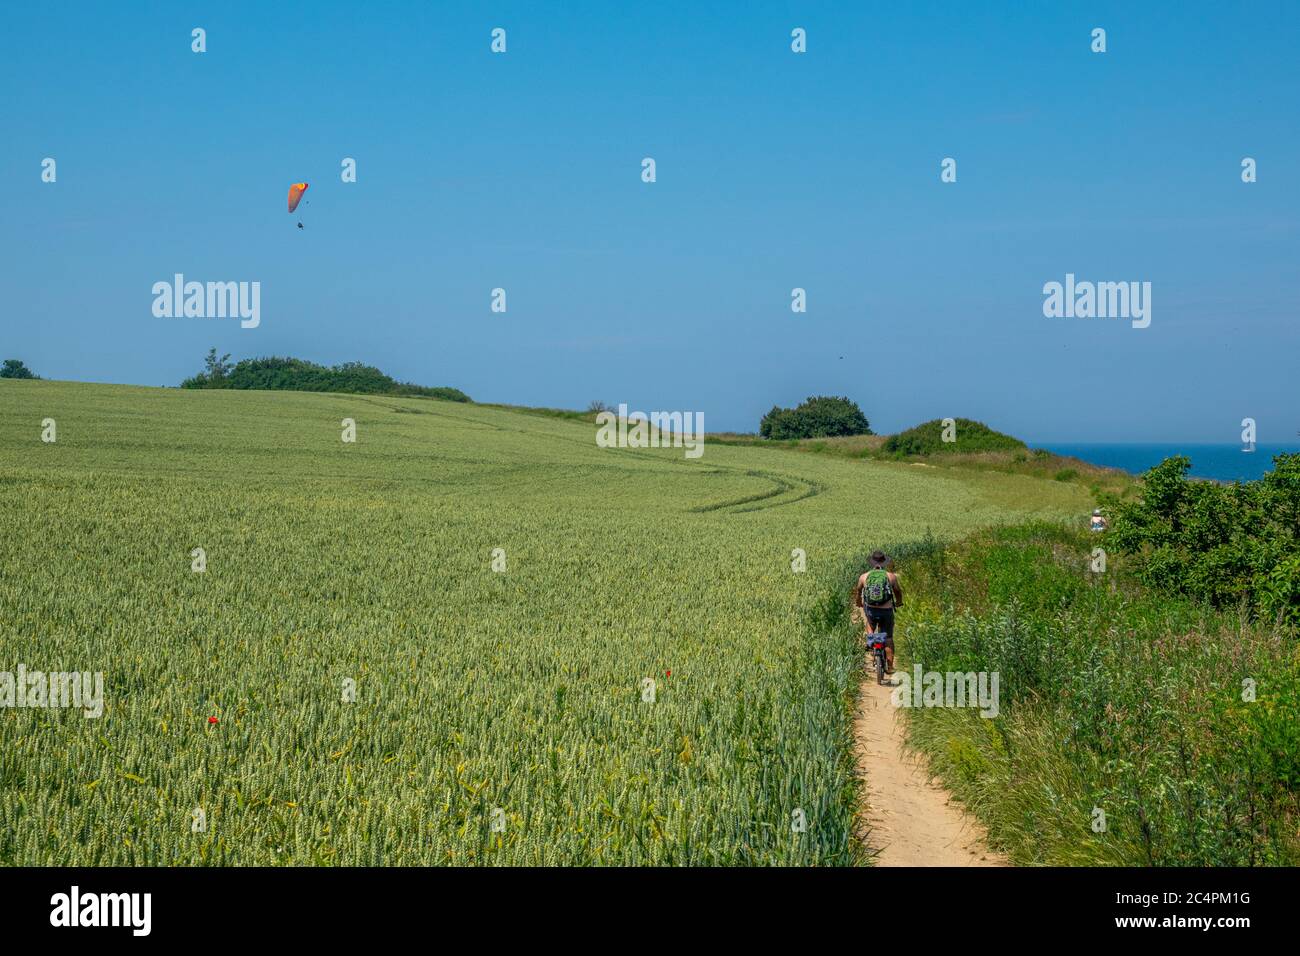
866 628 889 685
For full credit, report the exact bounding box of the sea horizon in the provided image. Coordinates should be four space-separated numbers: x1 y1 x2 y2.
1037 442 1300 483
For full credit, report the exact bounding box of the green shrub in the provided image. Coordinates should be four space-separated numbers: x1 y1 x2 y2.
0 359 37 379
1109 454 1300 626
759 396 870 440
181 354 470 402
882 418 1026 457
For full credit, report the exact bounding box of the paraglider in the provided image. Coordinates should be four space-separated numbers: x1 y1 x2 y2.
288 182 308 229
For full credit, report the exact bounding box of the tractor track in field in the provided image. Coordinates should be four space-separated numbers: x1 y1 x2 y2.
355 396 827 515
854 663 1008 867
689 469 824 514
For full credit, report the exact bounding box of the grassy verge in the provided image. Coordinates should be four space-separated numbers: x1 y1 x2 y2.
891 522 1300 866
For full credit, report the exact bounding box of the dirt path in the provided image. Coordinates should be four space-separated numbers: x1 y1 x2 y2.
854 670 1008 867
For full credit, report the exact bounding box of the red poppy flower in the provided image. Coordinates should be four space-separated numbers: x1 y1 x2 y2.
208 717 219 725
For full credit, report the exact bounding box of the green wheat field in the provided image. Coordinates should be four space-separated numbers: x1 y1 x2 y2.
0 380 1088 865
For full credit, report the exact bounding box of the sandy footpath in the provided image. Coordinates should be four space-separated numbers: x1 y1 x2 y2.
854 668 1008 866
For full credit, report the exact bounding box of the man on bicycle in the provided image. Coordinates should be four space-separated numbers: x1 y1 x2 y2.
854 550 902 674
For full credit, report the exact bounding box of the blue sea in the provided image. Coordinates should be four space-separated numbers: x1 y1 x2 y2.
1039 444 1300 483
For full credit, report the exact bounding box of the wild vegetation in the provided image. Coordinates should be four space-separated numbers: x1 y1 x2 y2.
0 359 38 379
882 418 1025 457
759 396 871 440
1109 454 1300 627
181 350 470 402
886 518 1300 866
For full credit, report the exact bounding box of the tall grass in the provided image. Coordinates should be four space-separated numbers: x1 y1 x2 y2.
892 522 1300 865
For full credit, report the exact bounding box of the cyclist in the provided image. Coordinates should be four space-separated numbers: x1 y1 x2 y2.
1089 508 1108 532
854 550 902 674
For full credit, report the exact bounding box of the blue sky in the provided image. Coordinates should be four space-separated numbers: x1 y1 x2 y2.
3 1 1297 440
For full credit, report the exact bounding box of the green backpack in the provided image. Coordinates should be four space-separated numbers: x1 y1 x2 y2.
863 569 893 607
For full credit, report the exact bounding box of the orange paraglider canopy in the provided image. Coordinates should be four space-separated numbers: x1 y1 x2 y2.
287 182 309 213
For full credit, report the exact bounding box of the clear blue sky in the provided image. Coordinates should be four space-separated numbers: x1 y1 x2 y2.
3 1 1297 441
